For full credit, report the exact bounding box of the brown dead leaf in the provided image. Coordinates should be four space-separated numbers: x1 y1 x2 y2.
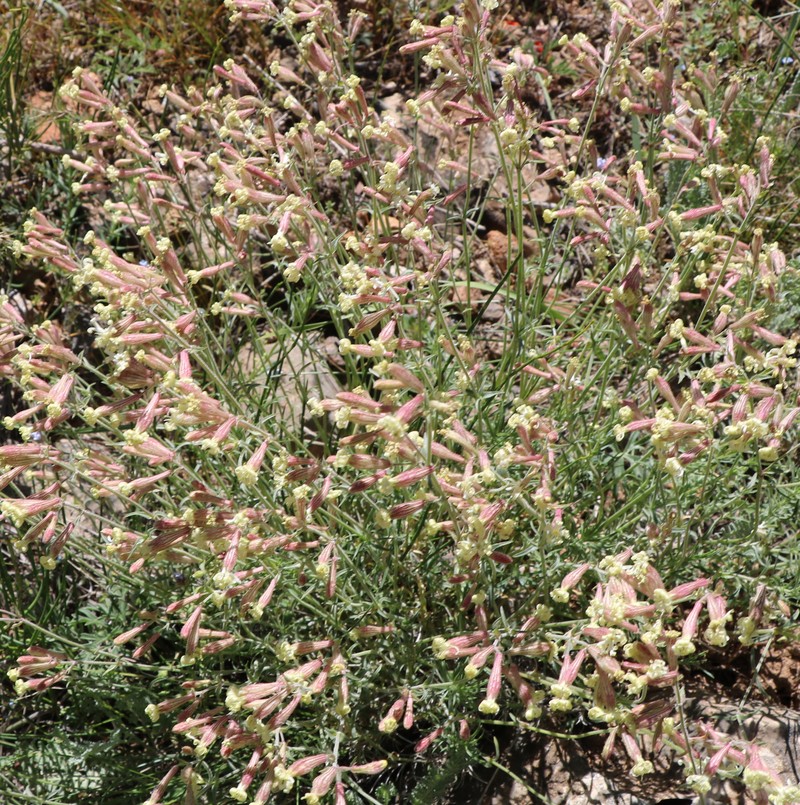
486 229 539 273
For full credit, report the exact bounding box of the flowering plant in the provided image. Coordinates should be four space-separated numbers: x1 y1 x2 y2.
2 1 799 803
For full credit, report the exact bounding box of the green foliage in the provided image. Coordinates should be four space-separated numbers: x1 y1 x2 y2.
0 9 29 174
1 1 800 805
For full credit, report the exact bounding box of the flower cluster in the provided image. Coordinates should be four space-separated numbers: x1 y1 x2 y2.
2 0 798 803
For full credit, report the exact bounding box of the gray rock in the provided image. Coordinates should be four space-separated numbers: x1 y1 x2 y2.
237 333 342 436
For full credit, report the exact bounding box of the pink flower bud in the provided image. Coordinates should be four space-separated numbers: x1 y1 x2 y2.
683 597 705 640
250 777 273 805
706 592 729 623
389 465 434 487
347 454 392 470
0 467 25 493
288 753 329 777
467 645 495 673
415 726 444 753
0 444 46 468
394 394 424 425
46 373 73 406
379 696 406 733
309 766 337 798
389 499 426 519
180 605 203 656
558 562 591 594
268 693 302 729
290 640 334 657
403 692 414 730
386 363 424 392
346 760 388 775
705 741 732 776
482 649 504 706
759 142 772 187
351 624 394 639
663 578 710 601
144 764 179 805
557 649 586 685
114 622 153 646
593 668 617 711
